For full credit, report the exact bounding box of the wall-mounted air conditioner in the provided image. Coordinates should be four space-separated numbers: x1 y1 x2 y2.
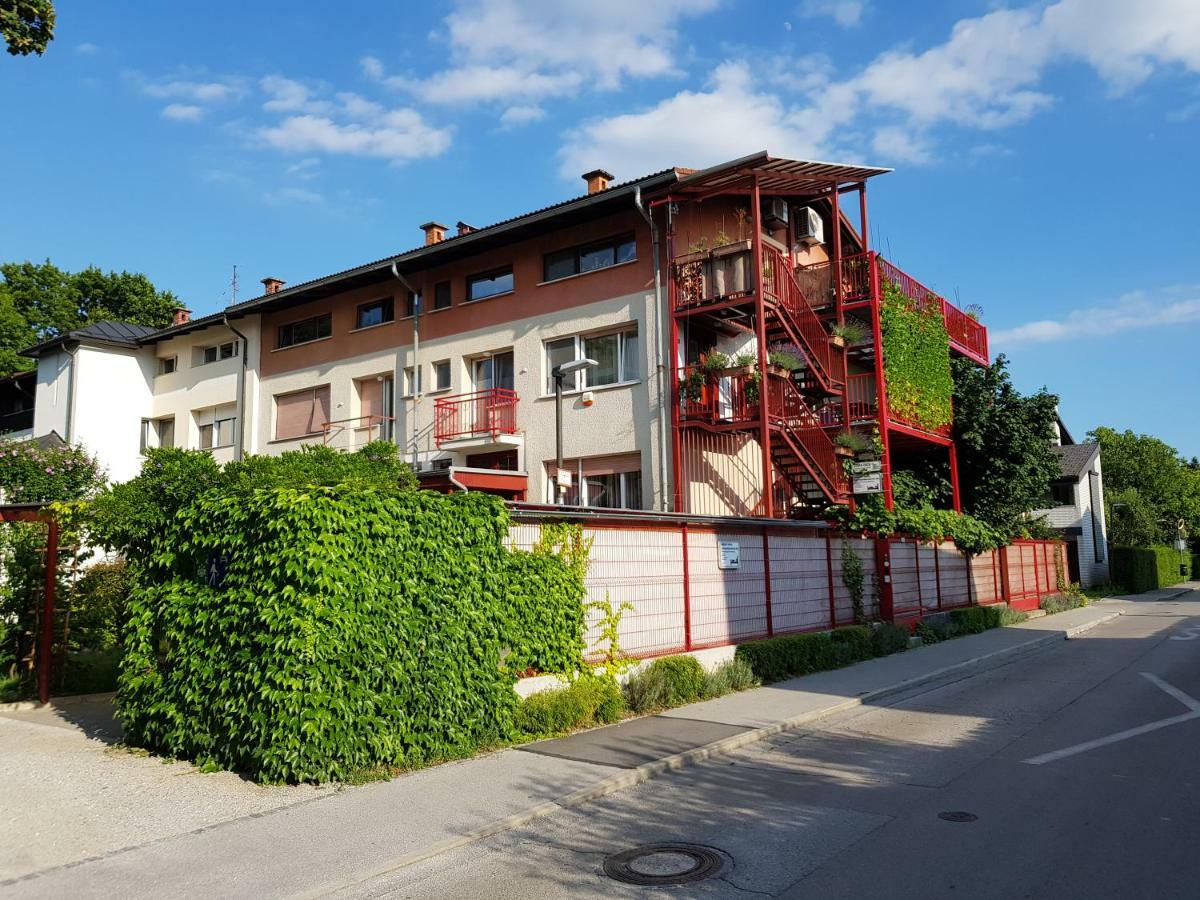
763 197 789 231
795 206 824 246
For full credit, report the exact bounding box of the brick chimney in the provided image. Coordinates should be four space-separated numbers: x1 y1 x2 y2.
456 221 476 236
171 306 191 326
421 221 449 245
261 277 286 295
582 169 614 195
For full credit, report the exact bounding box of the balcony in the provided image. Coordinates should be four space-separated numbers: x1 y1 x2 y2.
321 415 394 451
434 388 520 449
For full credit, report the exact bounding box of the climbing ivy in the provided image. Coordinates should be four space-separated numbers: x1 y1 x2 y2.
840 542 866 623
880 279 954 431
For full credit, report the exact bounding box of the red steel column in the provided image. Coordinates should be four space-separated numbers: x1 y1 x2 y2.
666 212 685 513
750 178 774 518
868 254 895 509
38 519 58 705
948 441 963 513
858 182 870 253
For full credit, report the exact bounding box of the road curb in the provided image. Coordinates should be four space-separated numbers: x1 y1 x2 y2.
312 608 1123 897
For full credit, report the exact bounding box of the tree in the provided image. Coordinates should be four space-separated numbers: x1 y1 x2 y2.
1 0 55 56
0 261 179 376
1088 427 1200 546
950 354 1060 532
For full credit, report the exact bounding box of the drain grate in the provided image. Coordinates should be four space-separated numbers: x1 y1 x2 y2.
938 811 979 823
603 843 728 886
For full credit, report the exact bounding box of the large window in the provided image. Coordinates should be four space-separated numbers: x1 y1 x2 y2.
543 234 636 282
467 268 514 302
274 385 331 440
546 455 643 509
277 313 332 349
196 341 238 366
544 326 639 393
433 280 452 310
140 416 175 451
195 406 236 450
356 297 394 329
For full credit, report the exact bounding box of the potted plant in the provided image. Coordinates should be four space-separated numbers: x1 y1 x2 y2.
700 349 731 377
833 430 871 458
829 319 869 349
675 237 711 305
965 303 984 322
682 368 707 403
767 343 804 377
743 369 762 414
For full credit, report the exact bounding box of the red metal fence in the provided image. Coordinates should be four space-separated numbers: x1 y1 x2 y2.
509 509 1064 662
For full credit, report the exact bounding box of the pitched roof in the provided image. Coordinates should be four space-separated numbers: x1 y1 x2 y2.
20 321 160 357
1051 442 1099 480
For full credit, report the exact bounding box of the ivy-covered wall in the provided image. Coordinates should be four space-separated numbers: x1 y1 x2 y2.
880 280 954 431
117 487 586 783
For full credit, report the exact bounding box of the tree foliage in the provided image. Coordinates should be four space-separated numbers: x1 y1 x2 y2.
0 261 179 376
1 0 55 56
951 354 1059 531
1089 427 1200 546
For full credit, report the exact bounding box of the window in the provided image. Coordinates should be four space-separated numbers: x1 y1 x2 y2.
196 406 235 450
543 234 636 282
473 351 514 392
274 386 330 440
402 292 419 318
356 297 394 329
433 281 452 311
157 356 177 376
403 366 421 396
545 455 643 509
357 375 394 440
544 326 639 393
1049 480 1075 506
197 341 238 365
277 313 332 349
467 268 514 302
432 359 451 392
140 416 175 451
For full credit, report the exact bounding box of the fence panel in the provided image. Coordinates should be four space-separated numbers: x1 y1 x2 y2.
767 533 834 634
936 541 972 608
828 537 879 625
686 528 770 649
917 542 939 610
889 539 922 618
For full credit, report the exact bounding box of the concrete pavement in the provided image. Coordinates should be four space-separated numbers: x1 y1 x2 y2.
0 598 1135 898
341 588 1200 899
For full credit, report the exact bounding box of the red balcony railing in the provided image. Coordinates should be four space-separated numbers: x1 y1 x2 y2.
767 375 849 498
819 373 878 426
761 244 842 392
679 365 762 424
876 256 988 364
434 389 519 445
794 252 874 307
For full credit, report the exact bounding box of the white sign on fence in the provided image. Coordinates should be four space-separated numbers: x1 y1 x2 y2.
852 473 884 495
849 459 882 475
718 540 741 570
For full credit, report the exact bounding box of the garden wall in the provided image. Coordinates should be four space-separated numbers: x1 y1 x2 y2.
509 508 1066 661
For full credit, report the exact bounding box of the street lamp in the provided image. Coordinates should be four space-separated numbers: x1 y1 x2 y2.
552 358 597 504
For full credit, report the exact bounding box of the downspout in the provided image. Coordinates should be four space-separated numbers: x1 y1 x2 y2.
448 469 469 493
222 314 249 461
62 343 79 443
635 186 671 512
390 262 421 469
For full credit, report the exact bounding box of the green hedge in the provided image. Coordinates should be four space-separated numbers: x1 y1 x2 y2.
735 624 903 683
1111 545 1195 593
515 677 624 736
118 488 586 783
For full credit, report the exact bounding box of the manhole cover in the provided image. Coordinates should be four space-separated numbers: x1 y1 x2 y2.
603 843 728 886
938 811 978 823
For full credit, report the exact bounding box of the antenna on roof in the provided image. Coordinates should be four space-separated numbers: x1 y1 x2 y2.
230 265 239 304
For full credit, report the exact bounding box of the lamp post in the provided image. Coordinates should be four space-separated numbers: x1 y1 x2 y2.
552 357 597 504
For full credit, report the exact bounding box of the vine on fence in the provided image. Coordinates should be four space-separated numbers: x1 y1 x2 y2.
586 594 634 679
841 542 866 624
880 279 953 431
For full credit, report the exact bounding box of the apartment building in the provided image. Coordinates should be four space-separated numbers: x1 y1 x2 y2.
19 152 990 518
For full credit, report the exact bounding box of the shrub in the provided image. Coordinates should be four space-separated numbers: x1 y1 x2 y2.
623 655 707 713
735 626 878 684
999 607 1029 626
870 623 911 657
514 676 624 736
66 559 130 652
1111 545 1195 593
703 658 759 696
60 648 121 695
830 625 873 663
949 606 1005 634
117 489 587 783
1040 592 1089 615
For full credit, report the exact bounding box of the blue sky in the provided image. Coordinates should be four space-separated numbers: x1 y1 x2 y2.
2 0 1199 455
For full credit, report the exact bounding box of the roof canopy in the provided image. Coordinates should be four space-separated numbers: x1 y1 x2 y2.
665 151 891 198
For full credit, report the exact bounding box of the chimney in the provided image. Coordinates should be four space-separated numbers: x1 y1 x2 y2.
421 221 449 245
171 306 191 326
582 168 614 195
456 221 476 236
261 277 286 295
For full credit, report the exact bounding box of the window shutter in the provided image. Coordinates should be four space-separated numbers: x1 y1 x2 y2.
359 378 384 418
311 385 331 433
276 389 319 440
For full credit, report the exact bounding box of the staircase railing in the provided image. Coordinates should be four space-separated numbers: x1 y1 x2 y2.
767 375 848 500
761 244 842 393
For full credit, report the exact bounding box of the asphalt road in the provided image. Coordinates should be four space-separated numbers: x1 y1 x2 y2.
344 590 1200 899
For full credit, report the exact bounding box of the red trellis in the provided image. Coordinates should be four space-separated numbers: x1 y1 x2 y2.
0 504 58 704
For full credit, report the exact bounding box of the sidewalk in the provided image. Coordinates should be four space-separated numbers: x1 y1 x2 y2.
1 602 1127 899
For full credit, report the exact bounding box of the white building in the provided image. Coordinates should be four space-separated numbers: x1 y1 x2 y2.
1031 420 1109 587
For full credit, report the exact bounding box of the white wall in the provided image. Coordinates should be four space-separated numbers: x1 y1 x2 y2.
1031 453 1110 587
71 346 155 484
33 349 72 439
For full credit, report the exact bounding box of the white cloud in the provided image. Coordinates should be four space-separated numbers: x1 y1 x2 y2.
263 186 327 206
257 111 451 162
558 0 1200 178
798 0 867 28
499 104 547 128
75 42 99 55
992 287 1200 346
161 103 206 122
139 77 243 103
370 0 719 106
285 157 321 180
260 75 324 113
